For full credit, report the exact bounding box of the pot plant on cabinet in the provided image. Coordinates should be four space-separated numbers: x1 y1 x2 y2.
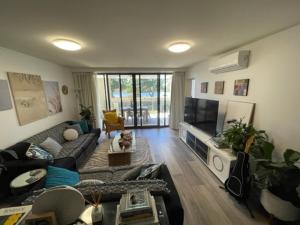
222 119 272 155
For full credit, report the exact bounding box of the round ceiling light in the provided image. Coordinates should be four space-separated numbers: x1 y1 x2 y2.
168 42 191 53
52 39 81 51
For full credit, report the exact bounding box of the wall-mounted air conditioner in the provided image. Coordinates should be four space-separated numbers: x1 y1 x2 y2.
209 50 250 74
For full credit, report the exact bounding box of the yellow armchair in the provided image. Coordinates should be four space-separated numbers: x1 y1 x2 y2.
103 109 125 137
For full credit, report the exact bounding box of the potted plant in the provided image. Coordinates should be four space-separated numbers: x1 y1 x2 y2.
222 119 271 154
79 104 93 124
252 147 300 222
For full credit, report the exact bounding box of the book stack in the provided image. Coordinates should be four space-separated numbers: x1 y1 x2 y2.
115 189 159 225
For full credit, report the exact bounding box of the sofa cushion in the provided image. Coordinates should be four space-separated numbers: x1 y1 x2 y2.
104 111 118 123
120 165 143 181
0 149 19 161
45 166 80 188
40 137 63 157
63 129 79 141
6 142 31 160
26 144 54 162
25 122 69 145
57 133 96 159
67 124 83 135
137 163 163 180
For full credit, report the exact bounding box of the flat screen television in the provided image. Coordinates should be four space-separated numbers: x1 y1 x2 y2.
184 97 219 136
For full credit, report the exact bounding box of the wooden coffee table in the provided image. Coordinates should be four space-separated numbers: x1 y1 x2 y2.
108 132 136 166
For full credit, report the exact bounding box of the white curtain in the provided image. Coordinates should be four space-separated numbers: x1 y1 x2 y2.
169 72 185 129
72 72 101 128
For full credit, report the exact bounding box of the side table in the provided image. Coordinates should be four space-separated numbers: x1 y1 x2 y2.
10 168 47 195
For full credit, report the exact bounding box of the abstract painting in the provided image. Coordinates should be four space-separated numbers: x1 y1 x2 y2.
214 81 224 94
0 80 12 111
43 81 63 115
201 82 208 93
234 79 249 96
7 72 48 125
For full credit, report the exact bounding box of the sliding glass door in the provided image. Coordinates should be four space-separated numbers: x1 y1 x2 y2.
101 73 172 128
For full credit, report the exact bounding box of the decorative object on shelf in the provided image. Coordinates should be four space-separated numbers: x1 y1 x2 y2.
200 82 208 93
119 130 133 149
214 81 224 94
233 79 249 96
25 212 57 225
7 72 48 125
252 147 300 222
116 189 159 225
80 183 103 225
61 85 69 95
0 80 12 111
43 81 62 115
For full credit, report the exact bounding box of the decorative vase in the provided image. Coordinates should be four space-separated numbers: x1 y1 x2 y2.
260 189 300 222
91 205 103 225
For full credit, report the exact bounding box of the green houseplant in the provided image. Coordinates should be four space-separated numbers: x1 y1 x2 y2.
79 104 93 124
222 119 272 155
252 148 300 208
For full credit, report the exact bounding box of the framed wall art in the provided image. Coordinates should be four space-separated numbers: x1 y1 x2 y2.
214 81 224 94
43 81 63 115
0 80 12 111
233 79 249 96
7 72 48 125
200 82 208 93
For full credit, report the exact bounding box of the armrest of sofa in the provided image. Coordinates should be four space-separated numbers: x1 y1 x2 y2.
0 159 49 199
53 157 77 171
91 128 101 139
158 164 184 225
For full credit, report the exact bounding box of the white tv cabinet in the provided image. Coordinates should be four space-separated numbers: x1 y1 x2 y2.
179 122 236 183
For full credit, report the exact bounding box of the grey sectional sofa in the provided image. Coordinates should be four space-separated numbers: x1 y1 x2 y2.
25 122 101 168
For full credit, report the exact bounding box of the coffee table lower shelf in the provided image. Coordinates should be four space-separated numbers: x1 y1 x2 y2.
108 151 132 166
80 196 170 225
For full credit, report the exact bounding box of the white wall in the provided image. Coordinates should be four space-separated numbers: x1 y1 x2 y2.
0 47 77 149
185 25 300 155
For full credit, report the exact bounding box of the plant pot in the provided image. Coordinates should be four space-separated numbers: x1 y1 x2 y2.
260 189 300 221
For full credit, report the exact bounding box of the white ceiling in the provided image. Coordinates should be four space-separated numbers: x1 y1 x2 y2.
0 0 300 69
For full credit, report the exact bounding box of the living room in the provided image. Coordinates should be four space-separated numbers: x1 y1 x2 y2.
0 1 300 225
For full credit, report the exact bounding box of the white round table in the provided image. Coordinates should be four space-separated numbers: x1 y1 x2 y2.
10 168 47 194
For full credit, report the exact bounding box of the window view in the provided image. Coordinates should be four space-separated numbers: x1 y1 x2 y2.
99 73 172 128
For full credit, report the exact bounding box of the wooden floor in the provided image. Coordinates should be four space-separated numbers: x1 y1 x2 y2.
133 128 269 225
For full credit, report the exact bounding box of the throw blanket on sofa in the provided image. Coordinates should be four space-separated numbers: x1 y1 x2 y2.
22 180 170 205
76 179 170 197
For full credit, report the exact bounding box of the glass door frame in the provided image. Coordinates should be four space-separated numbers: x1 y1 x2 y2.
100 72 172 128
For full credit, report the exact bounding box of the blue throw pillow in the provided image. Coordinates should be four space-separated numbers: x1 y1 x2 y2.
26 144 54 162
78 120 89 133
69 120 89 133
45 166 80 188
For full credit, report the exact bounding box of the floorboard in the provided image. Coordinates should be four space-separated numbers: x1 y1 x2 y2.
132 128 269 225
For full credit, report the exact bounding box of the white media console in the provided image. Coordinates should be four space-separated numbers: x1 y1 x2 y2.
179 122 236 183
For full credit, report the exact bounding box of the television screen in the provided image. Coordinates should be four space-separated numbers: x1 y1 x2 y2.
184 97 219 136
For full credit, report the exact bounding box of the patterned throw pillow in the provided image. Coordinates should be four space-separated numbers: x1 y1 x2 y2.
26 144 54 162
137 163 163 180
